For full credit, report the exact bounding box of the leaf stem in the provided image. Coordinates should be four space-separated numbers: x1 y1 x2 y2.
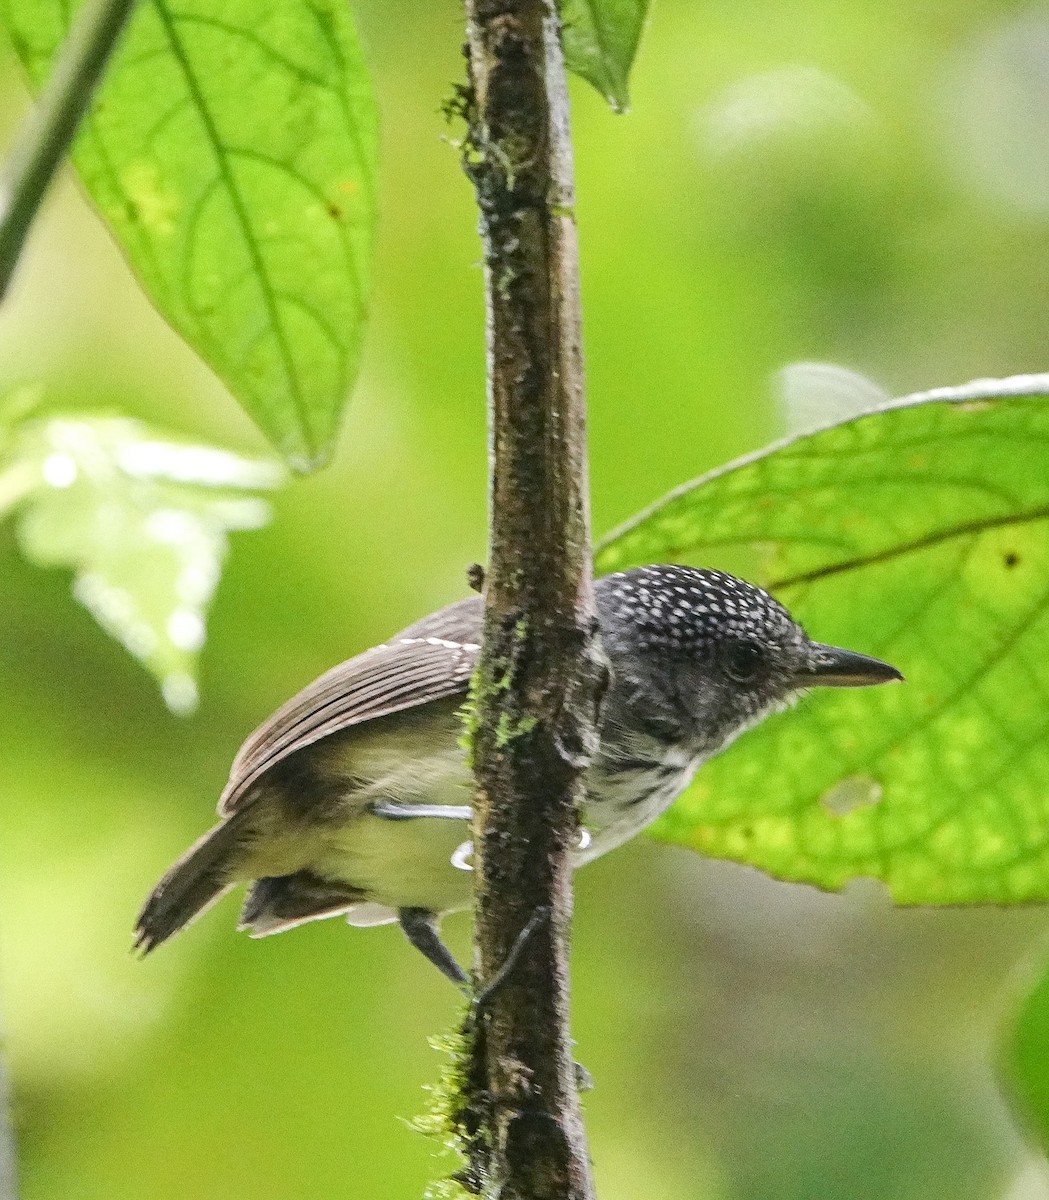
0 0 138 302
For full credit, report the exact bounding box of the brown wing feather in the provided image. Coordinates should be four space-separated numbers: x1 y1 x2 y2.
218 596 483 815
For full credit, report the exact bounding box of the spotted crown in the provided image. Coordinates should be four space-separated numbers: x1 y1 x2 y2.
599 564 803 656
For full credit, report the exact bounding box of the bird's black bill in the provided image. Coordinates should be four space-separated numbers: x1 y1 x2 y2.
801 644 904 688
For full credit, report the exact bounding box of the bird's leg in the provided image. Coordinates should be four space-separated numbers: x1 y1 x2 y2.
398 904 552 998
398 907 467 985
473 905 551 1010
382 804 546 998
381 804 471 984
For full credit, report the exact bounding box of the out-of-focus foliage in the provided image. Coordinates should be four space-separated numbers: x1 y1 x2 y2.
561 0 649 112
1006 964 1049 1156
942 9 1049 218
2 0 378 469
3 0 1049 1198
0 402 282 711
775 360 889 436
600 376 1049 904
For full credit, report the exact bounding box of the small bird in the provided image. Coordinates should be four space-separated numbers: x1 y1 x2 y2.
135 565 902 982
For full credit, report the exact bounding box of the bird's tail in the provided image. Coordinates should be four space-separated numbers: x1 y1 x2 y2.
238 871 362 937
135 812 254 954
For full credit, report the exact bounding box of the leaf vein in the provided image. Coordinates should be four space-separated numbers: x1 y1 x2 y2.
769 506 1049 589
150 0 317 457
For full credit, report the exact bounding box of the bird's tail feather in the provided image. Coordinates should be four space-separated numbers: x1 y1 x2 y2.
135 813 253 954
238 871 362 937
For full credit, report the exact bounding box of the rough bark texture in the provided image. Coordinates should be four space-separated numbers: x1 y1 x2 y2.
460 2 605 1198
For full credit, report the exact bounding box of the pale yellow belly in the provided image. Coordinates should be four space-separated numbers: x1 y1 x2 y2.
316 811 474 915
243 710 697 920
310 723 477 916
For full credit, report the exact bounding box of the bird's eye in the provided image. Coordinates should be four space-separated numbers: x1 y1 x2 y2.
723 640 763 683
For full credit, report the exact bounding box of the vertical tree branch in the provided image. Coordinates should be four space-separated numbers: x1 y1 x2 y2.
461 1 604 1197
0 0 138 301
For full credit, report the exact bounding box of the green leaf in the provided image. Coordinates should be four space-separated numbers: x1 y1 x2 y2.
1 0 378 470
598 374 1049 903
0 411 283 712
561 0 649 112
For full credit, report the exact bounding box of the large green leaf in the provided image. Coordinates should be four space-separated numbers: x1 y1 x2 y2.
1 0 378 470
598 374 1049 903
561 0 648 112
0 408 283 711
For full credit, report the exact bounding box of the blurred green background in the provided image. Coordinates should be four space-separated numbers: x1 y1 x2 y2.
4 0 1049 1196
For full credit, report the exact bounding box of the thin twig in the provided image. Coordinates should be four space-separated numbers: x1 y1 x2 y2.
0 0 138 301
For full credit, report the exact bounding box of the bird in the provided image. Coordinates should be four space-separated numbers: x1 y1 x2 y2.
135 564 902 983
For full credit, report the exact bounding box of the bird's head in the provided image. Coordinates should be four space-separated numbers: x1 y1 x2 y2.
597 565 902 753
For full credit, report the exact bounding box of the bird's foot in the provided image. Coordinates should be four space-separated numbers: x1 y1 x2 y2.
472 906 551 1010
397 903 553 1008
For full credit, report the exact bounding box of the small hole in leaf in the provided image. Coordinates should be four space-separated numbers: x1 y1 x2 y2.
821 774 882 816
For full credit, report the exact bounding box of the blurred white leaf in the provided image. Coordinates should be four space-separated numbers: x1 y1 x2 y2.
0 414 284 712
942 11 1049 216
1000 1159 1049 1200
775 361 890 436
702 66 872 158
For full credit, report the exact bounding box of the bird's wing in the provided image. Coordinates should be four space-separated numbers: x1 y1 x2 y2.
218 597 484 815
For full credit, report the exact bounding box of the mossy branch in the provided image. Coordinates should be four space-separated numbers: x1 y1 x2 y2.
457 0 604 1196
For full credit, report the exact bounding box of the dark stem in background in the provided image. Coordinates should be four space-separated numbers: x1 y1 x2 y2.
460 1 605 1197
0 0 137 302
0 3 137 1192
